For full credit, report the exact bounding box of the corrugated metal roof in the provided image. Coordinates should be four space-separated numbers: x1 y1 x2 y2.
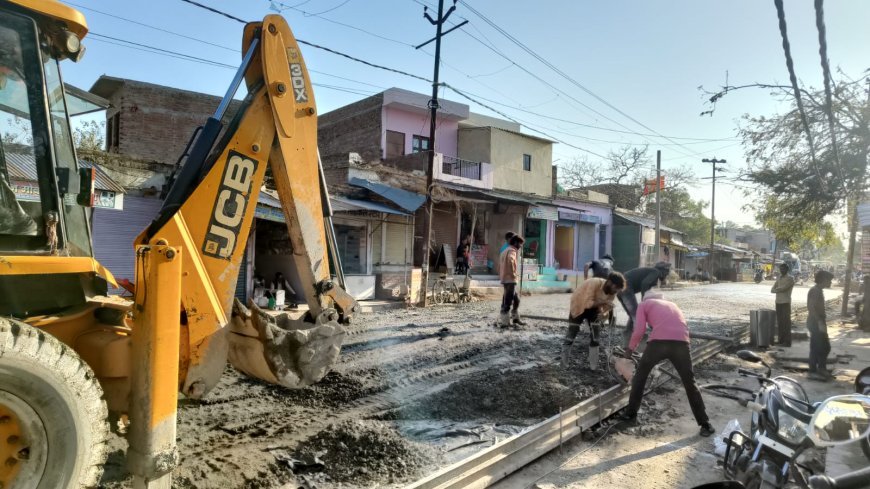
436 181 544 205
78 161 127 193
348 177 426 212
331 196 408 215
614 211 682 234
258 189 407 216
4 152 125 193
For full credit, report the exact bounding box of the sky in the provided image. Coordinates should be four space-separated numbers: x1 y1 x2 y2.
59 0 870 237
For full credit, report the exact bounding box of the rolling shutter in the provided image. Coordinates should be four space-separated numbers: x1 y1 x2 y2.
92 195 162 294
384 221 409 264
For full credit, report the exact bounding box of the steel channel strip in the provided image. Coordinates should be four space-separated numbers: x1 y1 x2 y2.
406 327 748 489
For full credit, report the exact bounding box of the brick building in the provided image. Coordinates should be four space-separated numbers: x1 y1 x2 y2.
89 76 240 165
86 76 414 301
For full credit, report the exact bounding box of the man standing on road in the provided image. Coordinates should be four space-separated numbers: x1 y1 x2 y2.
617 262 672 341
770 263 795 347
807 270 833 381
619 291 715 437
498 235 526 327
583 254 615 279
562 272 626 370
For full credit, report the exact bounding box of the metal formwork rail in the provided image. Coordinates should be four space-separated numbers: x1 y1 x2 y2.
406 328 747 489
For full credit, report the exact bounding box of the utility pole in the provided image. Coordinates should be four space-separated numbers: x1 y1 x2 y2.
654 150 662 262
417 0 463 306
702 158 726 279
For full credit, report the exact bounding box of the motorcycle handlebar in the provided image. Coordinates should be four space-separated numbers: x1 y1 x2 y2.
809 466 870 489
738 368 759 377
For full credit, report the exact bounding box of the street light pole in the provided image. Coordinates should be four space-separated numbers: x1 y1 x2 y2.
702 157 726 279
654 150 662 263
417 0 460 306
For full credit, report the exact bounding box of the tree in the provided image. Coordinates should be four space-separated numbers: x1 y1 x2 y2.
73 120 105 153
703 74 869 224
706 74 869 317
644 188 711 245
560 145 698 213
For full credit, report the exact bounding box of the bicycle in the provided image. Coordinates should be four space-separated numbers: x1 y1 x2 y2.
431 273 472 305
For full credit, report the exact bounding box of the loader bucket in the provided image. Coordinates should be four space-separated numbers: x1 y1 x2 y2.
228 299 346 388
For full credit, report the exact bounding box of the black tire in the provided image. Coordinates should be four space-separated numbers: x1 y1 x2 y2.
0 317 109 488
432 280 447 305
862 436 870 463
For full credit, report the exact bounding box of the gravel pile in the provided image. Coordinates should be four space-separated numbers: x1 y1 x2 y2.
295 420 438 484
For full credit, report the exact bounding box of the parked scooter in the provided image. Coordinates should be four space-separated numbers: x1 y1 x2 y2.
694 394 870 489
702 350 825 488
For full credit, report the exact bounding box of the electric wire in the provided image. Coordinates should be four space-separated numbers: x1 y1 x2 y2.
457 0 703 157
95 1 739 161
179 0 247 23
68 2 238 52
88 34 377 97
170 0 735 149
267 0 414 47
443 83 607 159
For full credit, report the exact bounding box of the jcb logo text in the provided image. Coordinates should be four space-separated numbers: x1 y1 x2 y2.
202 151 259 259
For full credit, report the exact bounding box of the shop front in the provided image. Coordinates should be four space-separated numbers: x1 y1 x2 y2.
525 205 557 265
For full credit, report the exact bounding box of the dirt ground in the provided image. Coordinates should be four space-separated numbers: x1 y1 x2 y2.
97 282 838 488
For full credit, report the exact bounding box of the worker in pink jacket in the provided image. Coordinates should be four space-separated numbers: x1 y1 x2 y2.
618 291 714 437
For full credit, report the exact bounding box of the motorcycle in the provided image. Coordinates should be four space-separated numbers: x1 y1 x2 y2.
695 393 870 489
856 366 870 461
702 350 826 488
755 270 765 284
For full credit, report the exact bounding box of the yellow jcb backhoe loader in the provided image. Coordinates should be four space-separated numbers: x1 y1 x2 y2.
0 1 358 487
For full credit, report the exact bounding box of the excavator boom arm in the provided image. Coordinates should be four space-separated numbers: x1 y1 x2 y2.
139 15 356 398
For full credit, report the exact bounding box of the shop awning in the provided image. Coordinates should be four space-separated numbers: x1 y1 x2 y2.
254 191 408 223
527 205 559 221
331 196 408 215
614 211 682 234
435 182 543 206
348 178 426 213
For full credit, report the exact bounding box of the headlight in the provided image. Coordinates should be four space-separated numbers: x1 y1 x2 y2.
777 412 808 444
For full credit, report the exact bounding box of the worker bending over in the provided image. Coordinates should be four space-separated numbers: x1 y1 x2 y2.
562 272 626 370
583 254 615 279
619 291 714 437
617 262 671 341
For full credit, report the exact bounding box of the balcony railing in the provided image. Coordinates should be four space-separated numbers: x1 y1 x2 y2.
441 155 482 181
433 153 493 190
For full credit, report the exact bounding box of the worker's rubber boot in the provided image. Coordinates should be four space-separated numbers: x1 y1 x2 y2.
511 312 527 326
560 345 571 368
497 312 511 328
588 345 600 371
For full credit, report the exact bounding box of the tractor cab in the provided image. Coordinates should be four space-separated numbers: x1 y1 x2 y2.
0 0 106 315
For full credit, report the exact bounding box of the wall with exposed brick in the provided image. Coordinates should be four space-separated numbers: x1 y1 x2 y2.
318 93 383 166
117 84 212 164
93 78 241 166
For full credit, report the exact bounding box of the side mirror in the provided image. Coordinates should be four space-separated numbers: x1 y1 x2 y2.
736 350 763 363
808 394 870 446
77 167 95 207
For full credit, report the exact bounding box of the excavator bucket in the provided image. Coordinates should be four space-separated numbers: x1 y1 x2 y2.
227 299 346 388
